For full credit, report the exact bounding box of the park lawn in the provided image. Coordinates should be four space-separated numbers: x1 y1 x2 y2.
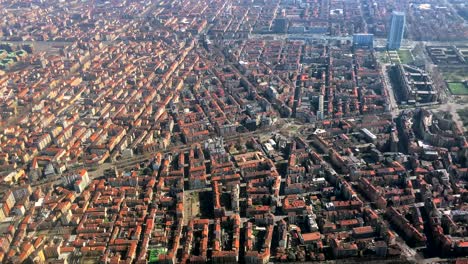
448 82 468 95
397 49 414 64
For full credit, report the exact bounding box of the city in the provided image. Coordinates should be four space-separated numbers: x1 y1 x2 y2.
0 0 467 263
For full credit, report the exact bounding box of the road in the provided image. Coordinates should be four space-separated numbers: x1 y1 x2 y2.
380 62 398 117
249 33 352 41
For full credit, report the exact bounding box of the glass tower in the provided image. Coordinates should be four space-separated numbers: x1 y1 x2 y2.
387 11 405 50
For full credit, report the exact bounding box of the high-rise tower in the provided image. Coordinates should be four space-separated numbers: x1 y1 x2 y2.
387 11 405 50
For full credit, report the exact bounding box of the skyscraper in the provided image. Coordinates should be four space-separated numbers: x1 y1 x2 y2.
317 95 324 120
387 11 405 50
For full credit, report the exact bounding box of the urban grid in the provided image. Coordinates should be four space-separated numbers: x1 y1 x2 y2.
0 0 467 264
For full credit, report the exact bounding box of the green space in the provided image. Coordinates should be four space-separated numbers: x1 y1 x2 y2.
289 125 299 132
148 248 167 263
397 49 414 64
448 82 468 95
253 228 260 237
442 69 468 82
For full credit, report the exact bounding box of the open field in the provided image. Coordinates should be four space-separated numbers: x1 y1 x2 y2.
397 49 414 64
448 82 468 95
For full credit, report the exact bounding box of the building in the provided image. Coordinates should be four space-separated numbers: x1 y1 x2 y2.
317 95 324 120
353 34 374 49
387 12 405 50
392 64 437 104
273 18 288 34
